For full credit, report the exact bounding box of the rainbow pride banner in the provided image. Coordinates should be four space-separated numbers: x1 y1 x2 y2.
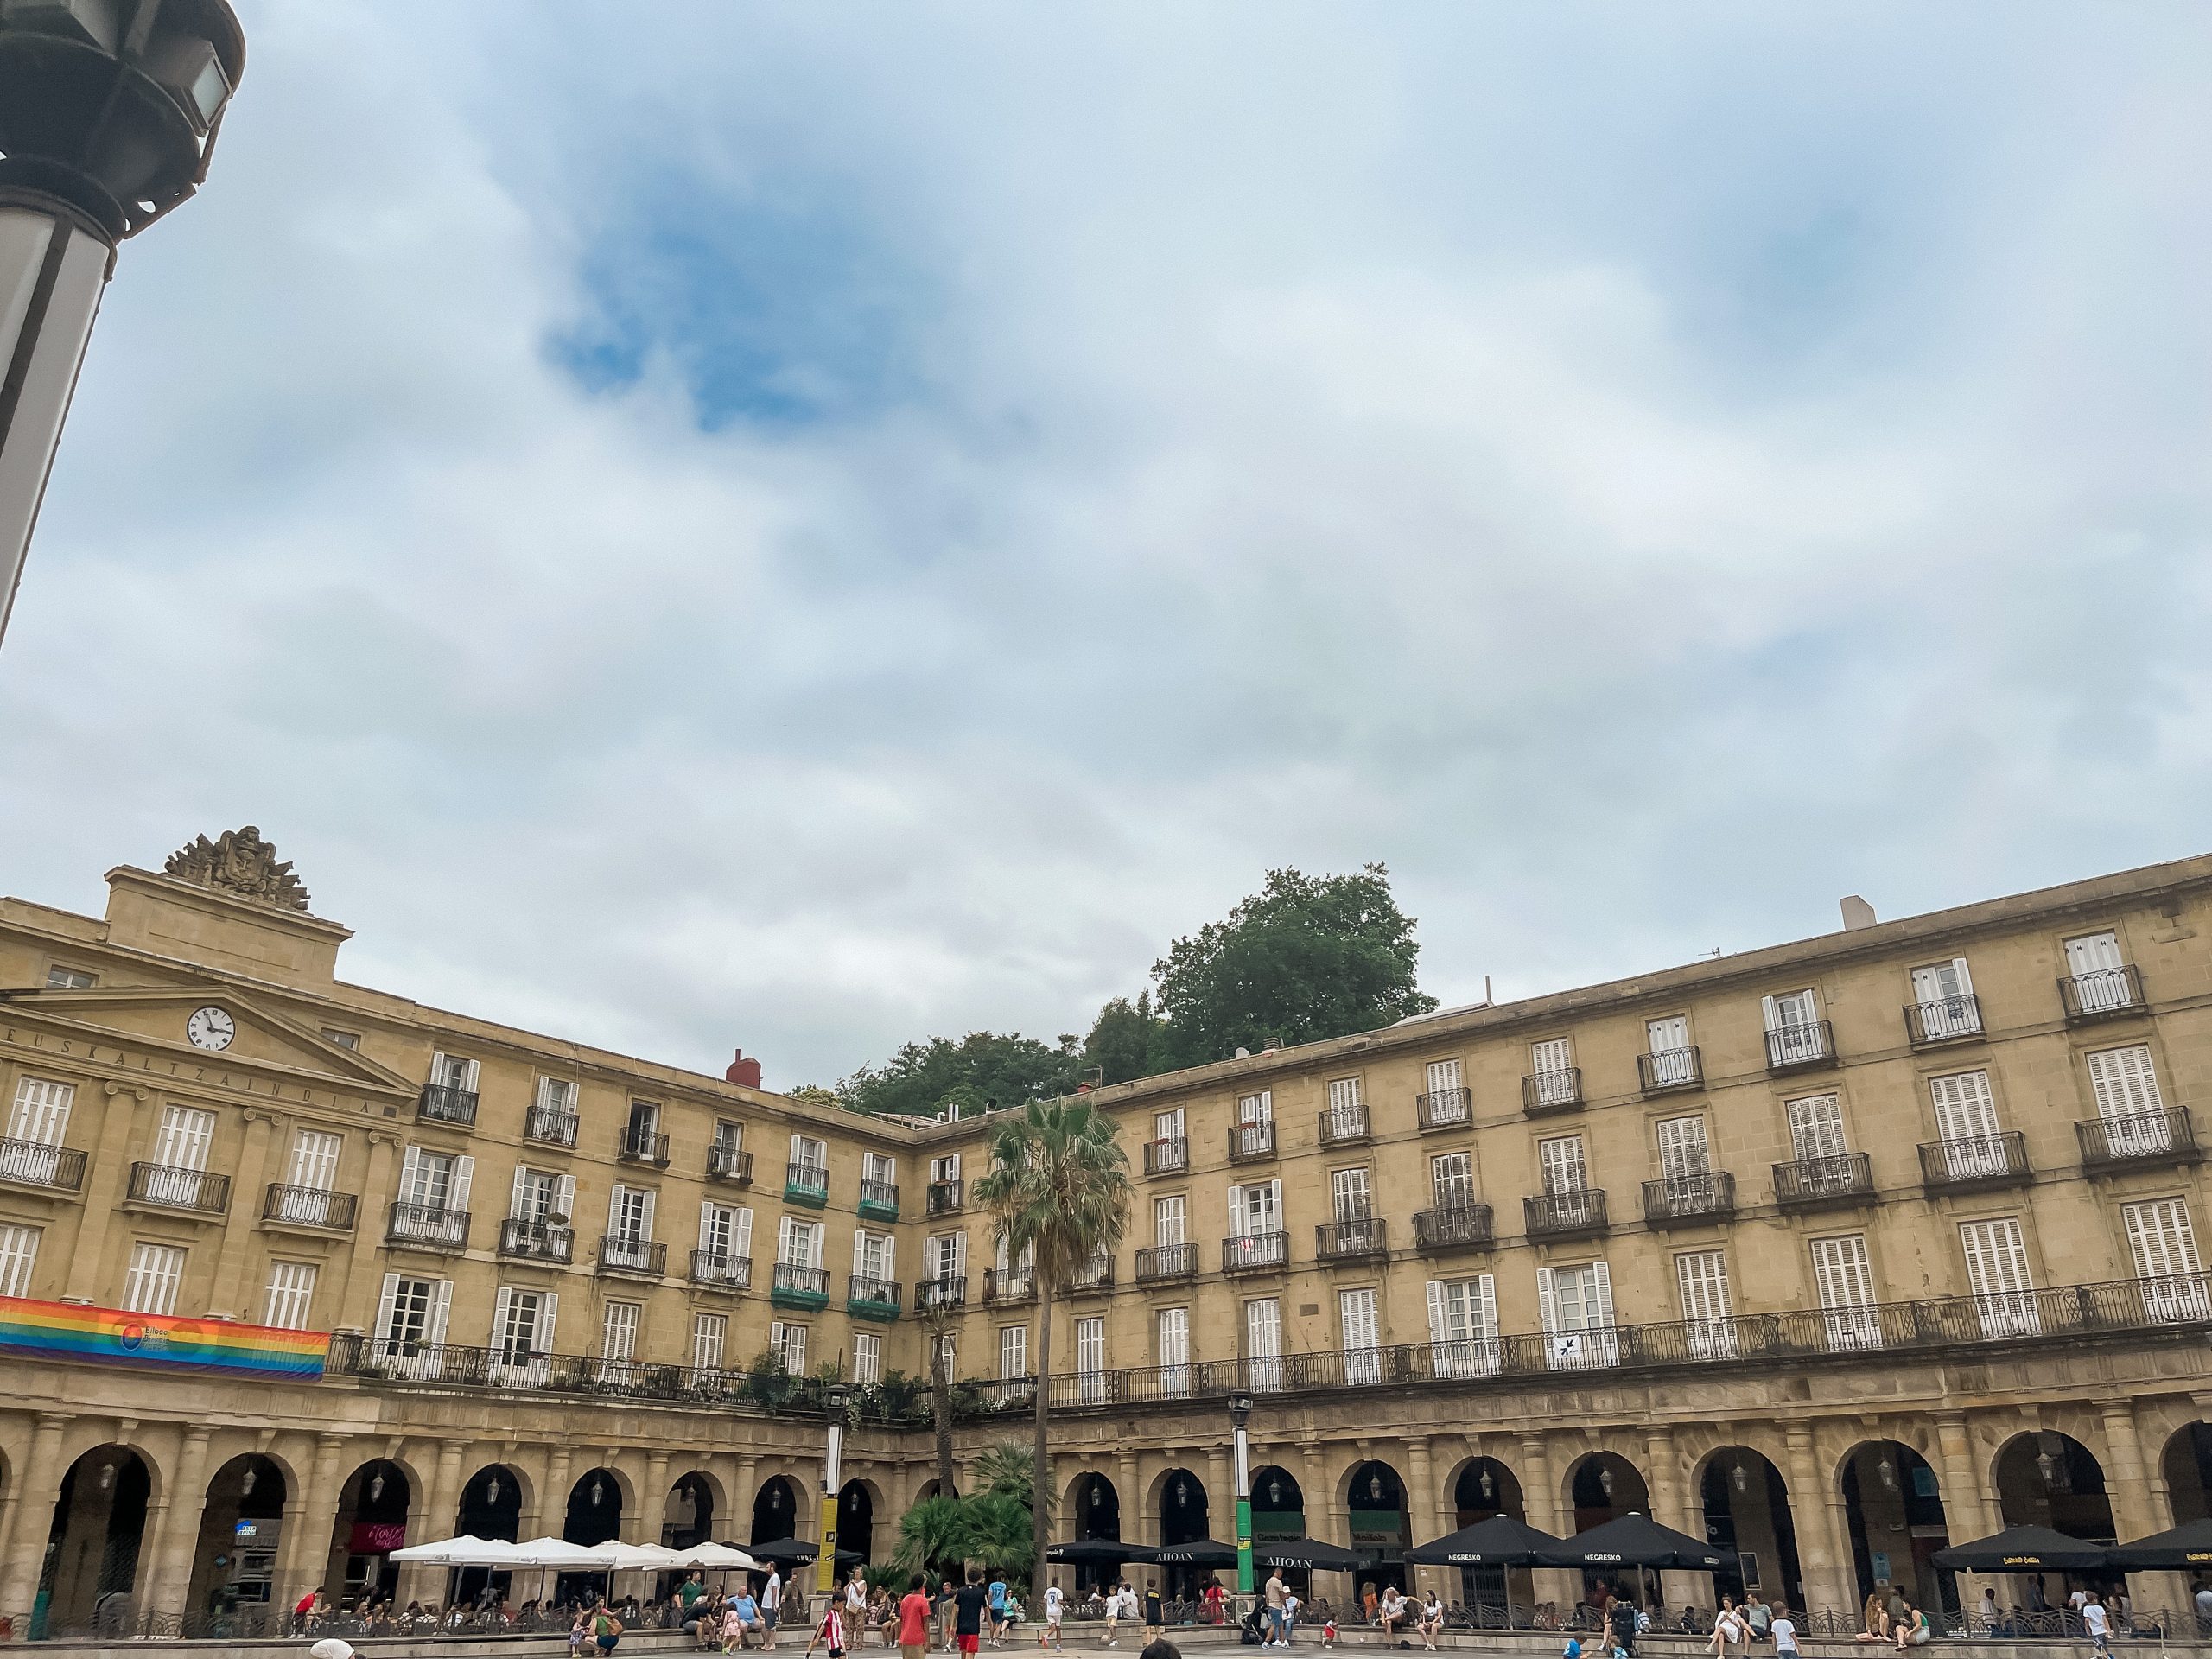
0 1295 329 1379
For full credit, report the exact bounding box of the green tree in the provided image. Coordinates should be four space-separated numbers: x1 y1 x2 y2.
1150 864 1437 1070
915 1289 959 1500
1081 992 1164 1086
971 1100 1132 1589
838 1032 1083 1119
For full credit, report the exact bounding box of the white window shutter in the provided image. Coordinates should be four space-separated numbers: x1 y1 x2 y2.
1476 1274 1497 1338
398 1146 421 1201
1536 1266 1559 1333
881 1235 894 1277
428 1280 453 1345
451 1155 474 1211
735 1208 753 1256
537 1291 558 1354
950 1231 966 1274
463 1057 481 1091
510 1165 528 1218
374 1272 401 1341
555 1173 575 1219
700 1200 716 1250
639 1189 655 1240
1760 994 1778 1030
1591 1261 1616 1329
854 1230 868 1274
607 1183 625 1230
492 1286 513 1345
1425 1281 1446 1344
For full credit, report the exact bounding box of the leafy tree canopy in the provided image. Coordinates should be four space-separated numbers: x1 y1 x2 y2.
838 1030 1082 1120
1080 991 1163 1086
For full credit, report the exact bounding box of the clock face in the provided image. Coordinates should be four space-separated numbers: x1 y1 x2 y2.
186 1006 236 1051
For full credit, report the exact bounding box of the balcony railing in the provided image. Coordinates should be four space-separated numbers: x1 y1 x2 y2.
1413 1204 1494 1252
1228 1122 1276 1163
1222 1230 1290 1273
2060 965 2145 1023
984 1267 1035 1304
1135 1243 1196 1282
1318 1104 1370 1147
0 1137 86 1191
263 1184 358 1230
926 1179 964 1214
1068 1253 1116 1293
1143 1138 1189 1176
387 1201 469 1249
1772 1152 1876 1209
498 1217 573 1262
1904 995 1984 1046
1416 1086 1472 1130
595 1236 666 1276
1918 1131 2032 1190
917 1274 967 1310
618 1128 670 1166
785 1162 830 1206
1522 1068 1582 1116
771 1262 832 1308
1524 1188 1608 1239
524 1104 579 1147
128 1162 229 1215
417 1082 479 1127
848 1273 902 1320
1637 1046 1703 1094
1764 1021 1835 1072
1316 1217 1387 1262
858 1179 899 1219
690 1249 752 1290
2077 1109 2198 1170
1640 1171 1735 1227
708 1144 753 1184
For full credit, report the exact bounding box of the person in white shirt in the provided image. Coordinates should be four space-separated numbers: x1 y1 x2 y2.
2194 1583 2212 1629
1040 1582 1064 1651
763 1568 783 1651
1770 1608 1799 1659
1379 1588 1408 1638
1418 1594 1444 1650
1283 1592 1301 1643
2081 1593 2110 1656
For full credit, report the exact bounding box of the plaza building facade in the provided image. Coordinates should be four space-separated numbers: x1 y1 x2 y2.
2 831 2210 1636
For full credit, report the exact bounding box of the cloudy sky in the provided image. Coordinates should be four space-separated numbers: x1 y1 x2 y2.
3 4 2208 1090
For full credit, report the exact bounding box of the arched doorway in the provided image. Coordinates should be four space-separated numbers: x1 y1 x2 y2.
327 1459 410 1611
2160 1422 2212 1523
666 1473 715 1550
1251 1466 1309 1596
36 1445 153 1636
1566 1452 1649 1604
1451 1458 1526 1616
753 1476 799 1543
838 1481 875 1563
1698 1448 1802 1614
454 1465 524 1611
1839 1442 1948 1624
1068 1472 1121 1596
562 1469 625 1605
1994 1433 2114 1613
186 1453 287 1626
1157 1467 1211 1598
1345 1460 1409 1595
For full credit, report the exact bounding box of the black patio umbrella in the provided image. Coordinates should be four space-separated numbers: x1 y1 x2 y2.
1536 1513 1725 1572
1147 1537 1240 1567
1254 1538 1370 1572
1408 1515 1562 1567
2106 1516 2212 1572
1048 1540 1159 1565
1932 1525 2109 1573
747 1536 865 1567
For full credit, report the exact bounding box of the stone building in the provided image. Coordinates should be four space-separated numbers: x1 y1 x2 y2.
0 831 2209 1633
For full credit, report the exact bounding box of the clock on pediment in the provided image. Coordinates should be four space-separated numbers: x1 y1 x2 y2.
187 1006 236 1051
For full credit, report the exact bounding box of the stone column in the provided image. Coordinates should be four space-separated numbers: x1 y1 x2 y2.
1406 1438 1445 1599
1782 1426 1849 1624
207 1109 279 1319
1117 1450 1143 1544
1206 1444 1231 1546
137 1426 211 1619
277 1433 348 1613
0 1413 75 1618
1645 1428 1710 1616
398 1439 467 1607
337 1134 403 1325
1930 1414 1999 1626
734 1453 758 1535
63 1089 143 1301
541 1446 575 1541
1520 1433 1577 1614
2097 1404 2180 1618
645 1451 671 1546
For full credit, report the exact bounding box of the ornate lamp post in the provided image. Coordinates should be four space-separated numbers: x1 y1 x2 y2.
0 0 245 646
1228 1389 1255 1598
818 1381 851 1598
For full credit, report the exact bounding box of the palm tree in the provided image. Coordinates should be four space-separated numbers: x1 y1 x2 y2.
971 1098 1132 1587
917 1292 959 1498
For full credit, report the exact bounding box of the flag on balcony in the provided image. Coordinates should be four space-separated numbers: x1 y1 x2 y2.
0 1295 329 1378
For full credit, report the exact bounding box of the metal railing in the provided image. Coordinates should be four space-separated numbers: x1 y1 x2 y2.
1524 1188 1607 1238
0 1136 86 1190
690 1249 751 1289
595 1235 665 1275
2060 964 2144 1021
1068 1252 1116 1292
1637 1046 1702 1093
2078 1109 2197 1167
1228 1122 1276 1162
1641 1170 1734 1226
1522 1067 1581 1114
848 1273 902 1317
772 1262 831 1302
263 1183 357 1230
1764 1020 1835 1071
1316 1217 1387 1261
618 1127 670 1165
917 1274 967 1309
785 1160 830 1202
926 1179 964 1213
859 1178 899 1216
1772 1152 1876 1207
1417 1087 1472 1129
1135 1243 1196 1282
524 1103 578 1147
708 1144 753 1182
1144 1137 1189 1175
128 1161 229 1214
984 1267 1036 1303
416 1082 478 1126
499 1217 573 1262
1413 1204 1494 1251
1918 1131 2031 1189
1904 994 1983 1045
1318 1104 1371 1147
1222 1230 1290 1272
386 1201 469 1249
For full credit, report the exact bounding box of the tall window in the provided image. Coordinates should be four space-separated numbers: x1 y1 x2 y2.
491 1287 550 1363
601 1300 642 1362
1236 1090 1273 1125
373 1273 451 1352
1910 957 1978 1037
770 1321 807 1373
1154 1196 1186 1247
512 1166 565 1223
1427 1275 1498 1377
2087 1047 2169 1154
147 1103 217 1205
2064 930 2131 1012
2124 1199 2209 1322
1339 1287 1381 1383
263 1261 317 1329
398 1146 471 1211
1785 1095 1848 1160
712 1120 743 1162
5 1077 73 1186
998 1324 1028 1380
1646 1014 1689 1052
1424 1057 1463 1097
1929 1071 2006 1179
1430 1152 1474 1211
607 1184 654 1242
1537 1262 1617 1370
123 1242 185 1315
925 1231 966 1281
1529 1038 1575 1107
1325 1077 1364 1138
699 1200 750 1262
1244 1296 1282 1390
854 1331 882 1385
930 1152 961 1184
854 1229 895 1281
1330 1166 1372 1223
1675 1250 1733 1357
0 1223 39 1298
1763 988 1824 1065
779 1217 824 1268
863 1151 895 1183
288 1128 341 1190
692 1312 728 1372
429 1052 479 1094
1960 1217 2039 1337
1076 1316 1107 1402
1810 1235 1878 1350
1226 1181 1282 1267
790 1134 828 1176
1157 1306 1191 1395
1537 1135 1586 1194
538 1077 579 1116
625 1099 660 1142
1153 1108 1185 1143
1656 1116 1710 1181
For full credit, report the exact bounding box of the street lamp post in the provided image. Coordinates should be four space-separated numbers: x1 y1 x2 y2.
819 1381 850 1599
0 0 245 647
1228 1389 1255 1598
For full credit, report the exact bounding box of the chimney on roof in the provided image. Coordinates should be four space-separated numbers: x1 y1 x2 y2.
726 1049 763 1089
1840 895 1877 931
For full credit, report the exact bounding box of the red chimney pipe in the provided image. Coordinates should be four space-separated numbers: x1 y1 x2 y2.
726 1049 762 1089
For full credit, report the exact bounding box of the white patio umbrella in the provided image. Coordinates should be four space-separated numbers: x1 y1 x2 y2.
387 1535 497 1564
677 1542 760 1571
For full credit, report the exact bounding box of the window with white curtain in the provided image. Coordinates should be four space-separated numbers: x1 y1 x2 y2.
262 1261 317 1330
0 1224 40 1299
123 1242 185 1315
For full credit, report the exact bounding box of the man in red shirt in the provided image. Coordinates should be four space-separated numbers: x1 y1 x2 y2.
899 1573 935 1659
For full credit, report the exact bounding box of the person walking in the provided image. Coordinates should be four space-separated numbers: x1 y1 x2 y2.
1264 1571 1287 1649
2081 1592 2110 1659
807 1596 849 1659
761 1567 783 1650
1041 1579 1064 1650
1141 1581 1163 1643
954 1569 991 1659
900 1575 936 1659
1770 1606 1798 1659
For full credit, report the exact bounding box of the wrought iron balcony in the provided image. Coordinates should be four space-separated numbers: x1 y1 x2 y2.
1764 1021 1835 1072
1222 1230 1290 1274
499 1217 573 1262
1416 1086 1472 1130
1904 995 1984 1046
1318 1104 1370 1147
858 1179 899 1220
1067 1252 1116 1293
0 1137 86 1191
1135 1243 1196 1282
984 1267 1035 1304
926 1179 964 1214
707 1144 753 1184
1413 1204 1494 1252
387 1201 469 1250
1640 1171 1735 1227
1637 1046 1702 1094
618 1127 670 1166
771 1262 831 1309
1772 1152 1876 1209
848 1273 902 1321
689 1250 751 1290
1143 1138 1189 1176
128 1161 229 1215
1315 1217 1388 1262
1917 1131 2032 1191
1522 1068 1582 1116
2060 964 2145 1023
917 1274 967 1310
416 1082 478 1127
2077 1109 2198 1171
524 1103 579 1147
785 1161 830 1207
1524 1187 1608 1240
263 1183 357 1230
595 1236 666 1276
1227 1122 1276 1163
